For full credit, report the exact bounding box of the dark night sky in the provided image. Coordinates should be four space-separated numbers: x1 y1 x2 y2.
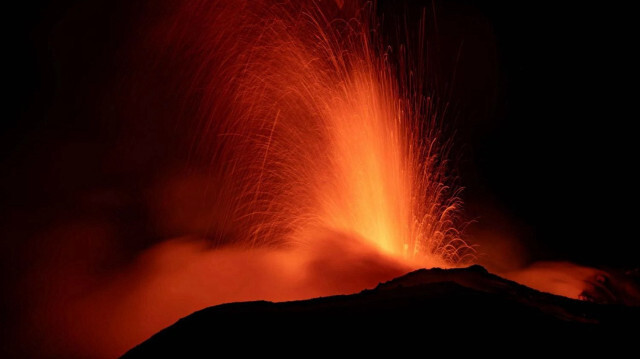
2 0 638 284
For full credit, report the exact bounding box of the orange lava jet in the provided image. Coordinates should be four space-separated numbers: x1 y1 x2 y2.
191 0 473 266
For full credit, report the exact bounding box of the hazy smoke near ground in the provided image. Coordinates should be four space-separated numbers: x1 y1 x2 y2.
17 226 408 357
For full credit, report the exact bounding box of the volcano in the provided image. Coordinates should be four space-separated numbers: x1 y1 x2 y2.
5 1 640 357
122 266 639 356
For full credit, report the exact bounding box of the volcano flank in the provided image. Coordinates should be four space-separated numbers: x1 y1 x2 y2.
123 266 639 356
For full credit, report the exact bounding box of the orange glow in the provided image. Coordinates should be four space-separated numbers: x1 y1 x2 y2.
502 262 614 300
193 0 472 266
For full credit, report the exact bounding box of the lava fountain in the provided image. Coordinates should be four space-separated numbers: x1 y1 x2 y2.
189 0 472 266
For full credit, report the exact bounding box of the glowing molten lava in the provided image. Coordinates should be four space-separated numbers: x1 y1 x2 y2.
192 0 472 266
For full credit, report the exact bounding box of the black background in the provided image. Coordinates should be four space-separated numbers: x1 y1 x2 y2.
3 0 638 279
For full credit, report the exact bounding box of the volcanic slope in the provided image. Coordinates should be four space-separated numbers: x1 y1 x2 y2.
123 265 639 356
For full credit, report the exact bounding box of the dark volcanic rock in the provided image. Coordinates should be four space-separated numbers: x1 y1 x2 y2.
122 266 639 356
